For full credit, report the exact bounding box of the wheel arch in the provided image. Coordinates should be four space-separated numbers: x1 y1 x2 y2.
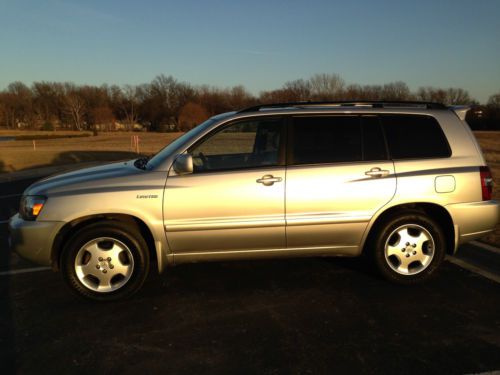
362 202 455 255
51 213 159 272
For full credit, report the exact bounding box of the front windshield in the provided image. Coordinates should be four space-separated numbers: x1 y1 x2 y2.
146 115 228 170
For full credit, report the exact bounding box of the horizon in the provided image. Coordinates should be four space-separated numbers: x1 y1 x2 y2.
1 0 499 102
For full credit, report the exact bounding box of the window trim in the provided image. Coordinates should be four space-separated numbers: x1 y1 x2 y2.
186 115 287 174
361 115 390 162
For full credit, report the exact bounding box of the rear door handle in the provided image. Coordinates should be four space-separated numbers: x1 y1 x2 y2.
256 174 283 186
365 167 390 178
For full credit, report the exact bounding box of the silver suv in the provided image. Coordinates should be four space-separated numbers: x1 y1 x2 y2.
9 101 499 300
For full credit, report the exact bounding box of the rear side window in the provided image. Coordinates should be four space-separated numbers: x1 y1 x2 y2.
382 115 451 159
291 116 361 165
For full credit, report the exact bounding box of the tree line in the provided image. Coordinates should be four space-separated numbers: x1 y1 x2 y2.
1 73 499 131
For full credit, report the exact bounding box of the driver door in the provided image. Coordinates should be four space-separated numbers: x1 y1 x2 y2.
163 117 286 256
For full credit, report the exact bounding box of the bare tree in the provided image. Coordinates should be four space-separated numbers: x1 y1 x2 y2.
32 81 66 128
90 105 115 130
5 82 35 128
487 92 500 108
381 81 412 101
120 85 141 130
416 86 472 105
283 79 311 101
446 88 471 105
63 86 86 130
145 75 195 130
227 85 255 109
309 73 345 100
0 74 490 132
178 102 209 131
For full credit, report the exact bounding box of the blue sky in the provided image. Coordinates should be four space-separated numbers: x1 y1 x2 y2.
1 0 499 102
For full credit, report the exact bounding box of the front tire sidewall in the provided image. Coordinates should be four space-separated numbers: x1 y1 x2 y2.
373 214 446 284
61 223 149 301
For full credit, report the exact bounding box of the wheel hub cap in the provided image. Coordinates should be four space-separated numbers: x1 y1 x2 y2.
384 224 435 276
74 237 134 293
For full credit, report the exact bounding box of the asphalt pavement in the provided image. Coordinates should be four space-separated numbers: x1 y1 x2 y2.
1 175 500 374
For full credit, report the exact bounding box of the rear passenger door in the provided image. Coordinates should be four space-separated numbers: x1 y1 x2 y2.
380 114 453 202
285 115 396 251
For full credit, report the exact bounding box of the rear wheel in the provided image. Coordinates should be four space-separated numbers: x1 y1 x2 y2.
372 212 446 284
61 221 150 301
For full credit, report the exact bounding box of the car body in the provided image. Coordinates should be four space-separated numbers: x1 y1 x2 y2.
9 101 499 300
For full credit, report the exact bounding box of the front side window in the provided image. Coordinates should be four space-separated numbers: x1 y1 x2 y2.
290 116 362 165
189 118 283 172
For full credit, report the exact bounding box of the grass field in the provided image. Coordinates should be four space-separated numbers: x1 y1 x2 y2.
1 129 499 245
0 131 183 172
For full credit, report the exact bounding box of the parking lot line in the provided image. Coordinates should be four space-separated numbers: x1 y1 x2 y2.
0 266 51 276
470 240 500 256
446 255 500 284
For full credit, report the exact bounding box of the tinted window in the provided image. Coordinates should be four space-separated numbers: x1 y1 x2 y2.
382 115 450 159
189 118 282 172
291 116 361 165
362 116 388 161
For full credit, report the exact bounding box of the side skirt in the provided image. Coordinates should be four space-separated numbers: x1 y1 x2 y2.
171 245 361 265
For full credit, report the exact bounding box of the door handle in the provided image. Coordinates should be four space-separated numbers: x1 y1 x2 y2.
256 174 283 186
365 167 390 178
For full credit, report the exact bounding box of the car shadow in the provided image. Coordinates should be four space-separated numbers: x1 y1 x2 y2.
0 225 17 371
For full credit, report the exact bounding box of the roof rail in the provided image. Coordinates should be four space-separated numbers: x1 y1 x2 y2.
238 101 447 113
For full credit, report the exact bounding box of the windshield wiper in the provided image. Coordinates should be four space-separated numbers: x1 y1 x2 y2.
133 156 150 170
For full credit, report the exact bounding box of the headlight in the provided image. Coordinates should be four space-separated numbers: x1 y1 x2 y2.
19 195 47 221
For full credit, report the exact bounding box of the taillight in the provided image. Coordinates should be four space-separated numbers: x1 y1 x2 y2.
480 166 493 201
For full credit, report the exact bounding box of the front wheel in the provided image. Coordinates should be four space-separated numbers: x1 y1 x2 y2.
372 212 446 284
61 221 150 301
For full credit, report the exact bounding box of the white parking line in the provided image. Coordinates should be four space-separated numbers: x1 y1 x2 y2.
446 256 500 284
0 266 51 276
470 240 500 256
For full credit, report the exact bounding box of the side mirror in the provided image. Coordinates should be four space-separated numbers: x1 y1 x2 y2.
173 154 193 175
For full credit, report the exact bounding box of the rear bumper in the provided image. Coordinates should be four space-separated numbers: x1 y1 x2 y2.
446 200 499 248
8 214 65 266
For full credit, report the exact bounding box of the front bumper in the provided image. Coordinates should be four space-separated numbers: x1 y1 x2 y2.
8 214 65 266
446 200 499 246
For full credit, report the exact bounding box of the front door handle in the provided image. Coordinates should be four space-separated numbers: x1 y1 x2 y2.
365 167 390 178
256 174 283 186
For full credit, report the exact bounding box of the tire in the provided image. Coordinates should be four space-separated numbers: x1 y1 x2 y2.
372 211 446 284
61 220 150 301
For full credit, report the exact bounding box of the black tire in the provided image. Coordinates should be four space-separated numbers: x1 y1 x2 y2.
372 211 446 284
61 220 150 301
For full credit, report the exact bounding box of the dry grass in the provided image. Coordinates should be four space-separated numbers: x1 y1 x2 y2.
1 129 499 245
0 131 183 172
